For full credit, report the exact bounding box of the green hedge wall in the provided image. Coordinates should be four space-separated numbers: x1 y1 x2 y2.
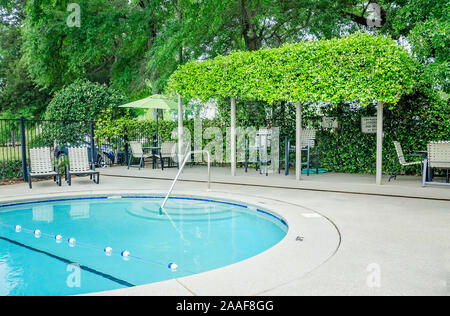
95 89 448 176
317 91 450 175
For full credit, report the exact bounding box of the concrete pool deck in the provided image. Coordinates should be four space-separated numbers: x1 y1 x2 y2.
100 165 450 201
0 168 449 296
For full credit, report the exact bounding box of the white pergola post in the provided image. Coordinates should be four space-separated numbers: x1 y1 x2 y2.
178 94 184 163
231 97 237 176
296 102 302 181
376 101 384 185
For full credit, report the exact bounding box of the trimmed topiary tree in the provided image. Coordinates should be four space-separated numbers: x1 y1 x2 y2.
45 79 124 122
167 33 418 106
42 79 124 145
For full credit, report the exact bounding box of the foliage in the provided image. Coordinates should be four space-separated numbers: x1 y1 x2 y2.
1 0 447 181
56 152 69 175
168 33 418 106
407 19 449 93
317 89 450 174
0 160 22 180
94 85 449 176
21 0 170 96
19 0 361 97
43 79 124 145
45 79 124 122
0 0 445 111
96 114 180 144
379 0 449 93
0 4 51 118
23 0 124 90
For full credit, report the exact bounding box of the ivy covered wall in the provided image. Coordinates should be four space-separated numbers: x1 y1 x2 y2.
317 90 450 175
95 88 449 176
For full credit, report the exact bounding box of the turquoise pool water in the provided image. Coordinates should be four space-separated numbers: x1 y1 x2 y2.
0 196 287 296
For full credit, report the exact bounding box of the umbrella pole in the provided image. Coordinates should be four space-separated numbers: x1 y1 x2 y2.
156 110 159 147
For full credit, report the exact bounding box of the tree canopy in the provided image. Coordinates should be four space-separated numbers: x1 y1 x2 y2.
0 0 447 118
168 33 417 105
45 79 124 122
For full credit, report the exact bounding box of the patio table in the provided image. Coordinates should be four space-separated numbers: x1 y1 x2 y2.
143 146 160 154
142 146 161 169
414 150 429 181
415 151 428 156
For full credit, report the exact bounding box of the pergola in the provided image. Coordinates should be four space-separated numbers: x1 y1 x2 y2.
168 33 417 185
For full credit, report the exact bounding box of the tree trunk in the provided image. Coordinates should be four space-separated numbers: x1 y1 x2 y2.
239 0 262 51
177 0 183 63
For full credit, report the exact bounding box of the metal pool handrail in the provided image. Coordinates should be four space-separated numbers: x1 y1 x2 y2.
160 150 211 213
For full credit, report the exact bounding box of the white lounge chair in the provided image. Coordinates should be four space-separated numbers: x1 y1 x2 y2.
389 141 424 181
66 147 99 185
422 141 450 187
27 147 62 189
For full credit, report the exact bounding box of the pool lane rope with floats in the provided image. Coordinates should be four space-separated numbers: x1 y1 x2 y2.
1 223 181 275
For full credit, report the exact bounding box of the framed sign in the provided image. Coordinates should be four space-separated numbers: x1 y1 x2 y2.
361 117 377 134
322 117 338 129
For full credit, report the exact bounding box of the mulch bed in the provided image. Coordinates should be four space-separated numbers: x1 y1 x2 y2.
0 179 24 186
0 178 51 186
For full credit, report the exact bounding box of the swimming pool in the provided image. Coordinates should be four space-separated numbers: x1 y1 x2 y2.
0 196 288 296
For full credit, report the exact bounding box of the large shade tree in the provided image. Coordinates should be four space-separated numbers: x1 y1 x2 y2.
22 0 174 96
0 0 51 117
0 0 446 118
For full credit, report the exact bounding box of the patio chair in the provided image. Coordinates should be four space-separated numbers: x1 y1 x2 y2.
66 147 99 185
389 141 424 182
158 141 178 170
27 147 62 189
128 141 154 170
422 141 450 187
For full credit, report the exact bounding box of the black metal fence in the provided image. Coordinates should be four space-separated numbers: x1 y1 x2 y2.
0 118 23 180
0 117 94 181
1 117 310 182
0 117 164 182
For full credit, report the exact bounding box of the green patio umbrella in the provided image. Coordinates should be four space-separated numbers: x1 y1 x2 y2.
119 94 177 111
119 94 177 146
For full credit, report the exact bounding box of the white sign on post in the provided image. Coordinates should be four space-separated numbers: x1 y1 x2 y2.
361 117 378 134
322 117 338 129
